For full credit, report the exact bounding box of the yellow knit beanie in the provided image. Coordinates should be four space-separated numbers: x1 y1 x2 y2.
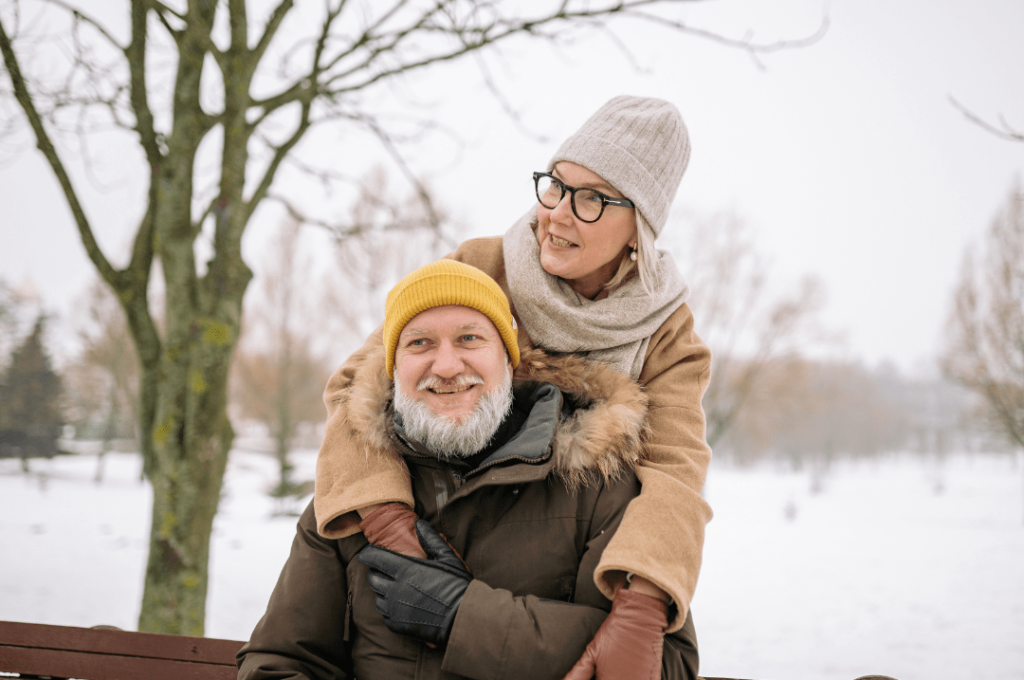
383 259 519 378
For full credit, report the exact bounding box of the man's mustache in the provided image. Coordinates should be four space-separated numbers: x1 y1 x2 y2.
417 374 485 392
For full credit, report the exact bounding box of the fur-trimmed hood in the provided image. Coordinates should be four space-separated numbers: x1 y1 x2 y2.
341 343 649 486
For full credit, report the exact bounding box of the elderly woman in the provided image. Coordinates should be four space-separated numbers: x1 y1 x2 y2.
315 95 712 679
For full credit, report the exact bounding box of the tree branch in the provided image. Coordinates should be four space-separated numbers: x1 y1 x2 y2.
150 4 184 47
324 0 420 78
150 0 187 22
246 1 342 128
39 0 126 51
240 0 344 223
228 0 249 60
629 9 829 56
0 16 117 285
243 109 312 225
359 114 456 248
267 192 441 242
472 51 552 145
949 96 1024 144
329 1 825 94
128 0 162 167
248 0 294 79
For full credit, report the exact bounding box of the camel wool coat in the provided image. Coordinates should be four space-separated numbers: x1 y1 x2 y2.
314 237 713 632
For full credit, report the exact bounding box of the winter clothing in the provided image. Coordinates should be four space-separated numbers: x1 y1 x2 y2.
314 236 713 633
562 589 670 680
548 95 690 235
239 347 699 680
359 520 472 648
503 208 689 378
383 259 520 379
359 502 427 559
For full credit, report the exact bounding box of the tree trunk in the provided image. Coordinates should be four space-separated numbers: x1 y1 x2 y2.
136 119 249 631
137 314 240 634
273 331 293 500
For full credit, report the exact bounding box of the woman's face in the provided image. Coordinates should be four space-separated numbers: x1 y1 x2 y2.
535 162 637 299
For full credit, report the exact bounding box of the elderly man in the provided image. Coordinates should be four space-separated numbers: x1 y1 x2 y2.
236 260 698 680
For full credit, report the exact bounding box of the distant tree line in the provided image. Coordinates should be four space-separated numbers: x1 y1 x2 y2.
0 295 63 465
708 356 978 466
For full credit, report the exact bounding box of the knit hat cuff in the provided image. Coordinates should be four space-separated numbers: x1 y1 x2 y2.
383 261 519 378
551 138 679 234
547 95 690 236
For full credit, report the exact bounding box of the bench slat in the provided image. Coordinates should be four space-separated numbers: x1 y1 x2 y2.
0 645 237 680
0 620 241 665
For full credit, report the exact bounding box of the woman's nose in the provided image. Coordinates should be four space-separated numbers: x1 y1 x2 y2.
550 191 575 221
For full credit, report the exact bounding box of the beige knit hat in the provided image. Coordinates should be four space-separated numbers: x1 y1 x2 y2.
548 95 690 236
383 259 519 378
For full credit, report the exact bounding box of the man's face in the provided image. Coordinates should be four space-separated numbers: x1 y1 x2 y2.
394 305 512 422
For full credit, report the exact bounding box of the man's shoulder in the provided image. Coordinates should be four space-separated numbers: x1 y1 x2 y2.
299 500 368 562
448 237 505 275
513 350 648 489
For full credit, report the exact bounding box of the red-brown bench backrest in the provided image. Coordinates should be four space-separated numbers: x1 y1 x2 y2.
0 620 243 680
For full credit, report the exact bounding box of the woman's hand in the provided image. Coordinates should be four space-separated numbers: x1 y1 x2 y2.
358 502 427 559
560 583 669 680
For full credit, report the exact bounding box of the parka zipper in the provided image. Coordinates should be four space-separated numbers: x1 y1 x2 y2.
465 452 549 479
342 588 354 642
432 470 450 514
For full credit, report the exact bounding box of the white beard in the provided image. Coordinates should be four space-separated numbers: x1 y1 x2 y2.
393 364 514 459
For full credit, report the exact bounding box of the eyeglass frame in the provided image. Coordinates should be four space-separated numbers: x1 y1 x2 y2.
532 171 635 223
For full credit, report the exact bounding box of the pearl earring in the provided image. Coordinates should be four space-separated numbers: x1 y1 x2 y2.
629 248 638 262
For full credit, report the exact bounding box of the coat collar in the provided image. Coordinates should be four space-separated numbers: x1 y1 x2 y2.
344 344 649 488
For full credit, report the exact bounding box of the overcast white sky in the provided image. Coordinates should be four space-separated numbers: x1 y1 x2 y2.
2 0 1023 373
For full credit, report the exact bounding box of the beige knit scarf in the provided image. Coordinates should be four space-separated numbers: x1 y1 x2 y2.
503 209 690 379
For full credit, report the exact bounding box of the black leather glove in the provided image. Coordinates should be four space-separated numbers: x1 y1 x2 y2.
357 519 472 647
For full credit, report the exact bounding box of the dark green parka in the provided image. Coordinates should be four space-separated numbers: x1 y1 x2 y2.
237 347 698 680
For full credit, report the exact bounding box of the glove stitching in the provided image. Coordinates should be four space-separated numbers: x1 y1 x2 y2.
407 579 458 606
392 613 442 628
396 594 448 617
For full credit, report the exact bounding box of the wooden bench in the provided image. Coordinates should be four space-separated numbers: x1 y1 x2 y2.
0 620 242 680
1 619 895 680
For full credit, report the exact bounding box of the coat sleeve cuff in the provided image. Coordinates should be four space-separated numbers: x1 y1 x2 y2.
443 580 608 680
443 580 513 677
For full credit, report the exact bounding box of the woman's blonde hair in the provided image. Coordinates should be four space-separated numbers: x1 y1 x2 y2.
603 210 659 294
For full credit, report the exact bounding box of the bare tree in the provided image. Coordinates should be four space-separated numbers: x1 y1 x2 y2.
667 209 826 448
231 217 328 507
63 278 140 481
321 167 457 356
1 0 819 634
941 181 1024 450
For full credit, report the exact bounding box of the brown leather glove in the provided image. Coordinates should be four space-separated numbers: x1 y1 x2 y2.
358 502 427 559
561 589 669 680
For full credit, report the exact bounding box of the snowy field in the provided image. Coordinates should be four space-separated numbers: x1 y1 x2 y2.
2 447 1022 680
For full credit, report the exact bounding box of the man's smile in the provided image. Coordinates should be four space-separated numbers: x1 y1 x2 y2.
427 384 475 395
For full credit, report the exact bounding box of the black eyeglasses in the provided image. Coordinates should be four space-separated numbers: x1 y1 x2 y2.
533 172 635 223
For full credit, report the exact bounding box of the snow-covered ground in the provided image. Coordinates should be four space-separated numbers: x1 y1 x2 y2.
2 448 1022 680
